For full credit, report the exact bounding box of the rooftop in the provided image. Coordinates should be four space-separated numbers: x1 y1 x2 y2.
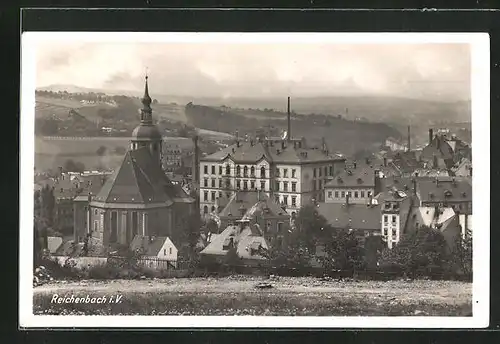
317 203 382 231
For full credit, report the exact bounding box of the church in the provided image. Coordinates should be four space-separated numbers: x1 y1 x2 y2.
83 75 195 248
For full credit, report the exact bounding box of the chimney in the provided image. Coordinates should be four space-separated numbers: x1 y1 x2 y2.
287 96 291 141
250 139 254 146
59 166 63 176
435 177 440 187
407 125 411 152
429 129 433 145
353 161 357 169
192 135 200 183
236 140 241 148
383 157 387 167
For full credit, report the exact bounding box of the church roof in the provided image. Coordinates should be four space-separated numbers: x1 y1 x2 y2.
92 147 193 205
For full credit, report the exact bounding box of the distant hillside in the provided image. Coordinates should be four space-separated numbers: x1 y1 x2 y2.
185 103 402 156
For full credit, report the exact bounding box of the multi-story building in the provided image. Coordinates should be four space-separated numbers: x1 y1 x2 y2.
199 137 345 216
199 96 346 216
323 162 382 205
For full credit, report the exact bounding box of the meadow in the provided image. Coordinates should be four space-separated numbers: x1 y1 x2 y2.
33 276 472 316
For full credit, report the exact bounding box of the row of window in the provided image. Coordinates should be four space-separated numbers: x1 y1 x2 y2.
383 215 398 224
383 227 398 240
312 179 325 191
327 190 373 199
313 166 334 178
274 194 297 207
202 190 226 202
275 181 297 192
202 165 301 180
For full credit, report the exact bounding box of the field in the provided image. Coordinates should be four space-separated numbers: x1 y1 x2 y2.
33 276 472 316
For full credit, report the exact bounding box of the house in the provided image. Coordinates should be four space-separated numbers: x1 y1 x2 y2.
414 176 472 214
217 190 290 239
130 235 178 269
323 162 382 204
200 219 270 266
407 206 462 248
420 129 471 170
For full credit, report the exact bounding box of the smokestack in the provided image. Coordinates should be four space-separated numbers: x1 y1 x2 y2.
429 129 433 145
192 135 199 184
287 96 291 141
407 125 411 152
383 157 387 167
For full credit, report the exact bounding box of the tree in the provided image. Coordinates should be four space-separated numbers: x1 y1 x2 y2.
96 145 107 157
295 204 329 241
450 229 472 277
64 159 85 173
322 228 365 273
379 226 450 278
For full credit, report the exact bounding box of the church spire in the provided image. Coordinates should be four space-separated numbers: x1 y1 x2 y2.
140 73 153 124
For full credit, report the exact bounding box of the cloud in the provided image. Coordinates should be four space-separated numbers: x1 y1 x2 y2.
35 41 471 101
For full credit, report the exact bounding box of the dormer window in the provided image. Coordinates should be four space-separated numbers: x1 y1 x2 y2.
357 178 363 184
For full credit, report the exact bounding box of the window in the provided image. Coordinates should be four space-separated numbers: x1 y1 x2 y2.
219 191 222 198
354 191 359 198
260 181 265 190
226 165 230 175
250 166 255 176
291 196 297 207
324 166 328 176
275 181 280 191
203 206 208 214
313 168 317 178
283 195 288 205
384 215 388 223
169 247 172 255
236 180 241 189
335 191 339 198
283 169 288 178
361 191 365 198
243 181 248 190
211 165 215 174
392 215 397 223
276 168 280 177
204 178 208 187
347 191 352 197
244 166 248 177
163 249 166 255
211 191 216 200
292 182 297 192
291 169 296 178
236 165 241 176
275 195 280 204
329 166 333 176
211 179 216 188
260 166 266 178
251 181 255 189
383 227 388 236
132 211 138 236
219 179 222 188
328 191 332 198
110 211 118 242
341 191 345 198
367 191 372 197
319 168 322 177
219 166 223 175
392 229 397 240
204 165 208 174
94 221 98 231
203 191 208 201
283 182 288 192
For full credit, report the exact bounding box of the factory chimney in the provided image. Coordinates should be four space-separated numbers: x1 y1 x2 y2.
407 125 411 152
429 128 434 145
287 96 291 141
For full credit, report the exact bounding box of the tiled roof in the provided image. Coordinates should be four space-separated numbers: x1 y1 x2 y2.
93 147 193 205
129 235 172 256
416 177 472 204
202 140 344 164
317 203 382 231
325 165 376 188
200 224 269 260
219 190 288 218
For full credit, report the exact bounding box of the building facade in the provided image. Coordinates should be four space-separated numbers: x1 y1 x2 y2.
199 137 345 217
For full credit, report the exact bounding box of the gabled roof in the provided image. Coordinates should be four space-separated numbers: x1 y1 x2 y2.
219 190 288 218
317 203 382 231
202 140 345 164
93 147 193 205
129 235 174 256
200 224 269 260
416 206 458 233
325 165 376 188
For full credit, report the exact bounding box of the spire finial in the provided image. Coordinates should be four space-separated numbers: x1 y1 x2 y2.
142 70 152 109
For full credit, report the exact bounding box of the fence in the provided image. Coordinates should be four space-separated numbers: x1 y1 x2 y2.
137 257 177 270
52 255 108 269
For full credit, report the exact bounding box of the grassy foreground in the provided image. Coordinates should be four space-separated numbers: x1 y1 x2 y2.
33 276 472 316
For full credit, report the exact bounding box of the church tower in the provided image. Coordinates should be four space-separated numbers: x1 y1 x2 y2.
130 74 163 165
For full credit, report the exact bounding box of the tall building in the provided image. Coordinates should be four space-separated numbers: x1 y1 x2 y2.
85 76 195 247
198 97 346 216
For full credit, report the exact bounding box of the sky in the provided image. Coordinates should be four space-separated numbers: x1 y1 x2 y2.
35 41 471 101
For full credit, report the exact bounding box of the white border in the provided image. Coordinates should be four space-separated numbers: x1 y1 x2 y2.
20 32 490 328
